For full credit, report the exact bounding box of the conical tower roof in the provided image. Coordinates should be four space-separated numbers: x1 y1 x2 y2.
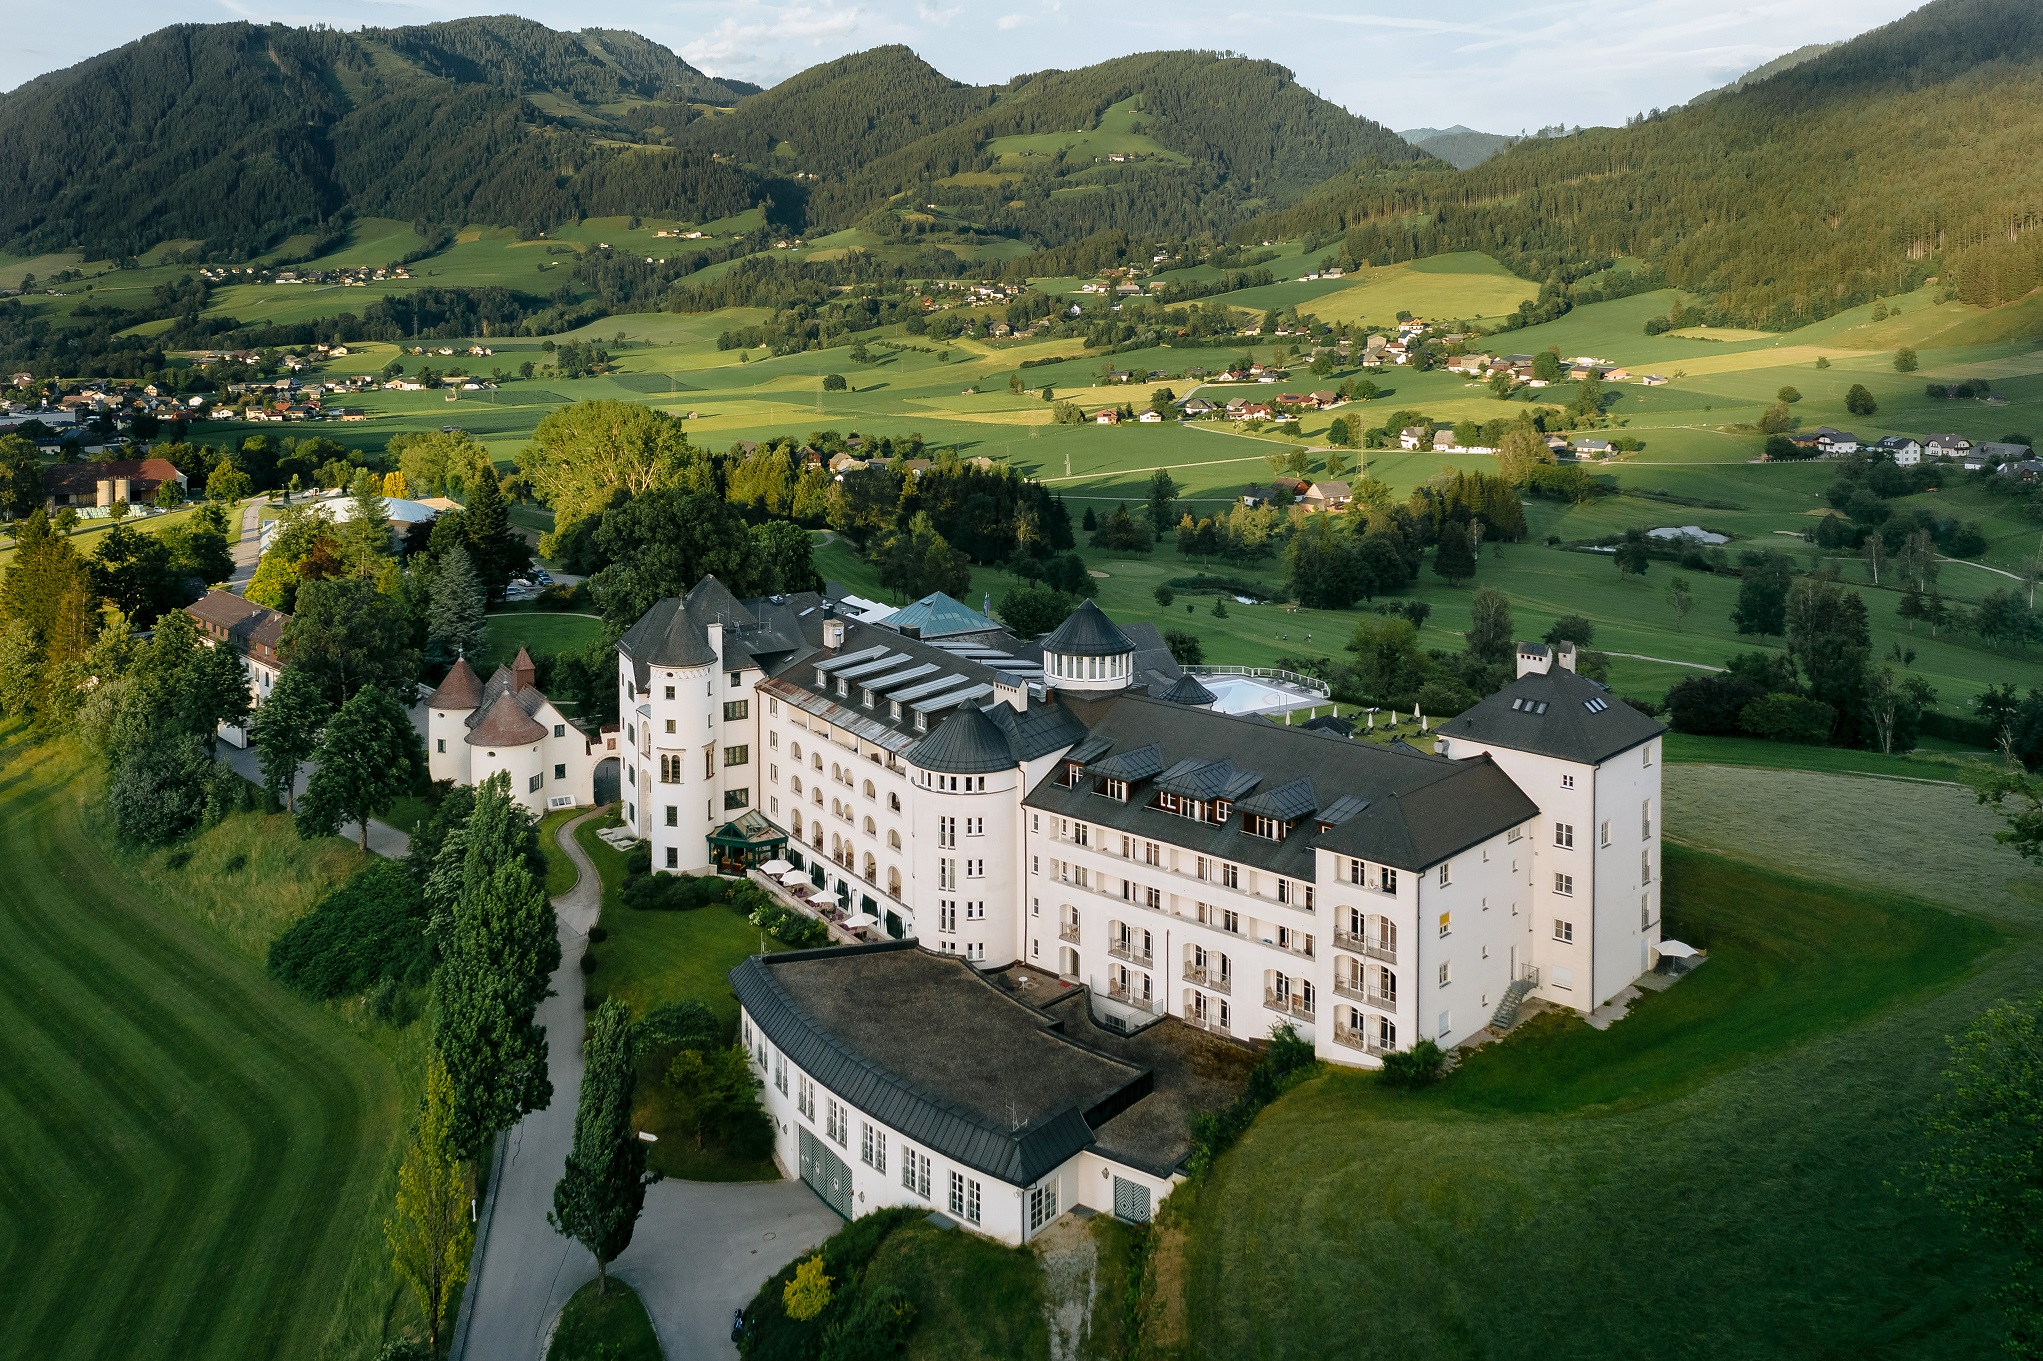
1041 600 1135 657
425 655 483 710
906 705 1016 775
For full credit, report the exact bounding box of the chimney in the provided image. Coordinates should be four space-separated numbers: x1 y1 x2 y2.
1515 642 1554 679
823 618 846 650
1553 641 1578 673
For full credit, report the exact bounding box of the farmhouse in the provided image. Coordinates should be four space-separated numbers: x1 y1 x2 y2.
1925 433 1973 459
42 457 186 510
425 649 602 814
1975 440 2032 465
183 589 288 748
1399 426 1430 450
1874 435 1923 465
1301 480 1352 511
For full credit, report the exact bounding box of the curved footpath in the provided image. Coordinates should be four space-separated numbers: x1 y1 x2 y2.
452 813 836 1361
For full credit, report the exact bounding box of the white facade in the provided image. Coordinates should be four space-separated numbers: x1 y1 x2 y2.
618 585 1667 1072
425 652 602 815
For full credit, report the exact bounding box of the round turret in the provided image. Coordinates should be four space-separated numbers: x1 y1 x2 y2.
1039 600 1136 693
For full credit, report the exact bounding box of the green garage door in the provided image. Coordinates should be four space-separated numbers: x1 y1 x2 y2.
798 1126 854 1220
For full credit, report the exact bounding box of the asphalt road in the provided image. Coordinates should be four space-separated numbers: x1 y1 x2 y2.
449 812 840 1360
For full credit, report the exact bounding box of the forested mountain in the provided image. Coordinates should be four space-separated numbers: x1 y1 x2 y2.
0 24 1418 259
1253 0 2043 327
0 18 757 259
1396 126 1515 170
1685 42 1843 106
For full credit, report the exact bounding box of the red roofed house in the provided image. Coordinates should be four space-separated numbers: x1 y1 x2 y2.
425 648 600 813
184 589 287 748
43 457 188 510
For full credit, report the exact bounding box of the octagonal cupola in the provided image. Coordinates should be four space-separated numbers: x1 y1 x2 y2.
1040 600 1136 693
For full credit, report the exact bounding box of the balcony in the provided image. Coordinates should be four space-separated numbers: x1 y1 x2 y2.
1108 942 1153 967
1183 965 1231 995
1333 1026 1396 1058
1059 924 1081 944
1333 929 1396 964
1185 1011 1231 1036
1264 990 1315 1021
1107 981 1155 1013
1334 978 1398 1014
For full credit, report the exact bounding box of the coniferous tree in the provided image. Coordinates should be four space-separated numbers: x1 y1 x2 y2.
550 998 655 1295
299 685 427 851
434 774 560 1160
1432 522 1477 585
386 1056 474 1359
251 665 331 812
427 543 489 666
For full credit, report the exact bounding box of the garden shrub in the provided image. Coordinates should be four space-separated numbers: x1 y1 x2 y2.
749 900 830 949
1185 1023 1319 1178
267 857 431 999
741 1208 925 1361
623 866 729 911
1380 1038 1447 1088
640 999 721 1051
1739 692 1836 744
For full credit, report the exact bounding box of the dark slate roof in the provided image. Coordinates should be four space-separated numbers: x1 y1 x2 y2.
1090 742 1166 781
907 705 1019 775
1434 664 1666 765
426 655 484 710
617 597 720 671
1238 777 1318 821
1151 672 1216 706
1299 713 1353 737
730 943 1151 1186
1025 694 1540 874
1041 600 1137 657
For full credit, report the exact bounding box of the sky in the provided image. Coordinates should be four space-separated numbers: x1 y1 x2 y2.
5 0 1926 130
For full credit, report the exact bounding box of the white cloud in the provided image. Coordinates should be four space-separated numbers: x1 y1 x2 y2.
995 13 1024 30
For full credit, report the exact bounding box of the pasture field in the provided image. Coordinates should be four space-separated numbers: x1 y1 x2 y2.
0 732 419 1361
1178 767 2031 1361
478 611 605 673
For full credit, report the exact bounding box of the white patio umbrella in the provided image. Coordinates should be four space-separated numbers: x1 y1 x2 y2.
840 913 879 929
779 870 812 887
760 858 793 876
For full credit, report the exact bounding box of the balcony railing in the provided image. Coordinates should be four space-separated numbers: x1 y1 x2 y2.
1264 989 1315 1020
1108 942 1153 967
1059 924 1081 944
1186 1011 1231 1036
1334 978 1398 1014
1183 965 1231 995
1107 982 1155 1013
1333 929 1396 964
1333 1026 1397 1057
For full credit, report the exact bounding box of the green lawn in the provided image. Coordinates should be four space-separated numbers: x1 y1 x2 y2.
1664 731 1997 781
479 610 605 673
544 1279 662 1361
1177 767 2035 1360
865 1222 1050 1361
0 731 418 1359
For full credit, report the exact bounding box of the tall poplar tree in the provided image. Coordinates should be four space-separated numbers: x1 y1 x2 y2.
386 1057 473 1358
550 998 654 1294
434 774 560 1160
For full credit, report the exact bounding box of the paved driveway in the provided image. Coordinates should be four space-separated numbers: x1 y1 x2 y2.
616 1180 840 1360
452 813 839 1360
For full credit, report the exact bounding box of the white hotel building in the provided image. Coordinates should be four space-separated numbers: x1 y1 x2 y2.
601 579 1666 1238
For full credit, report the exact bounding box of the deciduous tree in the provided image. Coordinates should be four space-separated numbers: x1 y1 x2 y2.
251 664 330 812
299 685 427 851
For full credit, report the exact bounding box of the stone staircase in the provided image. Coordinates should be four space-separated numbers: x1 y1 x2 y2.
1488 976 1537 1033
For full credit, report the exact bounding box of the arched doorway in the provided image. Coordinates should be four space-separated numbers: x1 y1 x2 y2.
593 756 620 807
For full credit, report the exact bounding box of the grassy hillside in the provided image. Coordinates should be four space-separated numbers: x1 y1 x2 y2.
1177 768 2031 1359
0 732 417 1359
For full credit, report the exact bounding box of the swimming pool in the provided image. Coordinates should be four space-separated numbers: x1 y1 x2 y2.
1201 675 1314 716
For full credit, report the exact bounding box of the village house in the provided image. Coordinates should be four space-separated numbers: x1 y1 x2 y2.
41 457 186 511
1874 436 1923 465
1925 433 1973 459
1301 480 1352 511
1814 427 1860 455
183 589 288 748
1399 426 1431 450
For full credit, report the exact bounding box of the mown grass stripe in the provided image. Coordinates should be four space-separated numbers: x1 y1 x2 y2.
0 736 404 1361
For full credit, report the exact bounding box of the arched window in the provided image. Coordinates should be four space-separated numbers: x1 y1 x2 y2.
864 816 876 835
812 754 822 771
790 742 802 760
887 866 901 896
888 830 901 850
811 826 823 850
831 798 842 818
863 779 875 798
863 853 876 881
791 776 803 796
831 763 842 781
812 788 823 806
889 793 901 812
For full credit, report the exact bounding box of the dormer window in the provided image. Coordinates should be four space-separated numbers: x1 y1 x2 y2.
1062 760 1084 787
836 677 849 697
1212 800 1232 821
890 700 903 720
815 668 827 688
915 712 928 732
1246 813 1284 841
1099 778 1130 802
